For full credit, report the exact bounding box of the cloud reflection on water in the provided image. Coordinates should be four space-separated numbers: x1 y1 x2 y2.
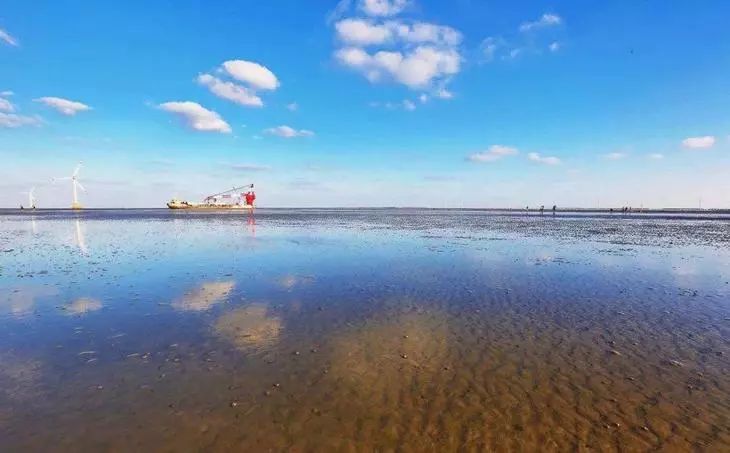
214 303 282 351
1 285 59 318
172 281 235 311
64 297 102 315
329 309 449 391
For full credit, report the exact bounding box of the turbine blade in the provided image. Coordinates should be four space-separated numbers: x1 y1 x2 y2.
73 162 82 177
75 181 86 192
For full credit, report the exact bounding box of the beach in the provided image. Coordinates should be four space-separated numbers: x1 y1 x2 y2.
1 209 728 451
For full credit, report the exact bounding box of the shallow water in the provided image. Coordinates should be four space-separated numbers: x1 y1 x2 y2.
1 210 729 451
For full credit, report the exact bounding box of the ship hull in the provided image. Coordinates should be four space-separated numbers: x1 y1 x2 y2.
167 202 253 211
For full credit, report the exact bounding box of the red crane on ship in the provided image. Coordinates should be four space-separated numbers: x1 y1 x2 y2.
203 184 256 207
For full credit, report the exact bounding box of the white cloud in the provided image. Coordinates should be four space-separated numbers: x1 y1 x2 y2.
418 93 429 103
221 60 279 91
287 102 299 111
336 45 460 89
528 152 561 165
159 101 231 134
467 145 518 163
360 0 409 17
648 153 664 160
0 90 13 97
682 135 715 149
0 28 18 47
264 125 315 138
336 19 392 45
197 74 263 107
549 42 560 52
0 98 14 112
402 99 416 111
519 13 562 32
0 112 42 128
391 21 462 46
333 8 463 91
34 97 91 116
335 19 462 47
604 152 627 160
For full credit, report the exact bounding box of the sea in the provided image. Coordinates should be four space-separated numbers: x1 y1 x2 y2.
1 209 729 451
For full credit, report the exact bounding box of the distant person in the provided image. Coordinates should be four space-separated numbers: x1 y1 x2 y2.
552 205 556 215
540 205 545 216
526 206 529 215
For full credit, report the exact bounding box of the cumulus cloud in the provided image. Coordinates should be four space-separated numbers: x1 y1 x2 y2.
0 112 43 128
197 59 278 107
159 101 231 133
336 18 392 45
264 125 314 138
335 19 462 47
682 135 715 149
333 5 463 91
467 145 518 163
604 152 627 160
648 153 664 160
197 74 262 107
392 21 462 46
34 97 91 116
360 0 409 17
0 28 18 46
0 98 14 112
287 102 299 111
549 42 560 52
528 152 561 165
0 90 13 97
336 45 460 89
221 60 279 91
519 13 562 32
402 99 416 111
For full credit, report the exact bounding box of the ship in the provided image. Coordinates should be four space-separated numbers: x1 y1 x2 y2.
167 184 256 210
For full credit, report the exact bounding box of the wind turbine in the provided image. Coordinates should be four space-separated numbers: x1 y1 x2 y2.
28 187 36 209
20 187 37 209
54 162 85 209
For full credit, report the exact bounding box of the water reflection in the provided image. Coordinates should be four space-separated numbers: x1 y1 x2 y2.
329 308 449 391
214 303 282 351
172 281 235 312
277 274 315 290
63 297 102 315
1 285 59 318
74 219 88 254
247 214 256 237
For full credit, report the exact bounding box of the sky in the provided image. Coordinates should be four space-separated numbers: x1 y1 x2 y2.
1 0 729 208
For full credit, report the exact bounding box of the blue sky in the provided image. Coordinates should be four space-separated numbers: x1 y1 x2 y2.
1 0 729 208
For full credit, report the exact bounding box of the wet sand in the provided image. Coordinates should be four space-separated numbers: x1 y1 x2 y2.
1 210 728 451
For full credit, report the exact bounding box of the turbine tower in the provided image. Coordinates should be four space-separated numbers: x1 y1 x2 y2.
54 162 85 209
28 187 36 209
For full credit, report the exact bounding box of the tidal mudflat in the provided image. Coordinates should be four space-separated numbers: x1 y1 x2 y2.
1 209 729 451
